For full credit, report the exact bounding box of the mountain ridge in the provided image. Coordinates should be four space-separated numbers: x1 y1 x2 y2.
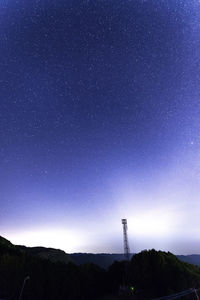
2 235 200 269
1 235 200 299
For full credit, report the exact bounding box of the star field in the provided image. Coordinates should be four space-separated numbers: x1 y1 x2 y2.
0 0 200 253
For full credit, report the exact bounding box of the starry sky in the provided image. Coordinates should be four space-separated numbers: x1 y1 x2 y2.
1 0 200 254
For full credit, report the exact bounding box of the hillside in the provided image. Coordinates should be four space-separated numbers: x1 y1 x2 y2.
109 249 200 298
0 236 22 255
18 245 74 264
0 236 13 247
1 236 200 299
0 236 73 265
0 236 108 300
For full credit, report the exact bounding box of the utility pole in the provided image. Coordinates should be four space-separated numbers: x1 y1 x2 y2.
194 289 200 300
19 276 30 300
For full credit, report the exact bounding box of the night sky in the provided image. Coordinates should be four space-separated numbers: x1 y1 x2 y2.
1 0 200 254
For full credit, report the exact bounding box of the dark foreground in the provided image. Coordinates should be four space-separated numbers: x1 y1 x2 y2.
1 236 200 300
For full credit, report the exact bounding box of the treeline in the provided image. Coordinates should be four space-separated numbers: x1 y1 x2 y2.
1 236 200 299
109 249 200 298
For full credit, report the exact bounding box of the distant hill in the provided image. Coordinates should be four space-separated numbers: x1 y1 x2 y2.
70 253 133 269
2 236 200 269
18 245 74 264
71 253 200 269
177 255 200 267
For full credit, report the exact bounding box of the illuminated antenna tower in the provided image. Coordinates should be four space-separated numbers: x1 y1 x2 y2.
121 219 130 261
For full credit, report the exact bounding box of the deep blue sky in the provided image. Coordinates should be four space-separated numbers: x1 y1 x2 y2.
1 0 200 254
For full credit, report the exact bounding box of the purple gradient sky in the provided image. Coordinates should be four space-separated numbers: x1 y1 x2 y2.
1 0 200 254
